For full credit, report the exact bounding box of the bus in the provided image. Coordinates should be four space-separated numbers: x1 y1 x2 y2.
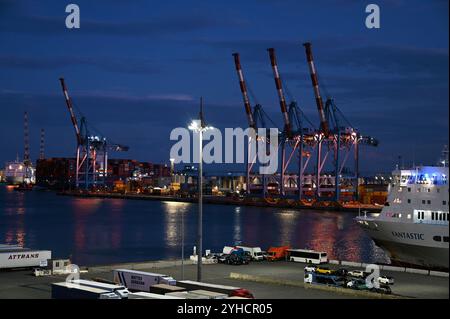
287 249 328 264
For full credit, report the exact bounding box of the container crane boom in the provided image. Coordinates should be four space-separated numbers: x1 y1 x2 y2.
303 42 330 136
59 78 82 146
232 53 256 129
268 48 292 138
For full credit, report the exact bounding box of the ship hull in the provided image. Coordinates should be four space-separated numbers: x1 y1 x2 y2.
358 219 449 270
5 176 24 185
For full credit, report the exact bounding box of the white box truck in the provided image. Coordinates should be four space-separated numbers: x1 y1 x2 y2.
177 280 254 298
128 292 184 299
51 282 121 299
236 246 264 261
113 269 176 292
189 290 227 299
70 279 129 298
165 291 209 299
0 248 51 270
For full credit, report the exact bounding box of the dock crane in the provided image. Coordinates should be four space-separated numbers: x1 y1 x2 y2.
59 78 129 190
302 43 378 201
267 48 317 199
233 52 279 196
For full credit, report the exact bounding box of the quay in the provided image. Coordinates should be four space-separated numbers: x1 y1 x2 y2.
0 260 447 299
58 191 382 213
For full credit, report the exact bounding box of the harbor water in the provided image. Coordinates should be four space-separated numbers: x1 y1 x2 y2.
0 185 389 266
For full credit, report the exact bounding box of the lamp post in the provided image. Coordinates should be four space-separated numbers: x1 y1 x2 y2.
188 97 212 282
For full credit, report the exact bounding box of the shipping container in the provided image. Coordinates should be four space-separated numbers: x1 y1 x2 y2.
149 284 185 295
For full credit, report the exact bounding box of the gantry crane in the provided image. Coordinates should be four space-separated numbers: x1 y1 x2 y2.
59 78 129 189
302 42 378 201
233 52 280 196
267 48 318 199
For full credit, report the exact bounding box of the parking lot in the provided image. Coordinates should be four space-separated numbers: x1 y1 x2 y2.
0 260 448 299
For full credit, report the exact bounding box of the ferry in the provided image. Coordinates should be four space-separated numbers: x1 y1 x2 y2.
356 149 449 270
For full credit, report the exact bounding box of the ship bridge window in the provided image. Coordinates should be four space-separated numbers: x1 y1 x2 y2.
422 200 426 204
427 200 431 205
443 201 447 206
433 236 442 242
407 199 411 204
444 237 449 243
407 187 411 192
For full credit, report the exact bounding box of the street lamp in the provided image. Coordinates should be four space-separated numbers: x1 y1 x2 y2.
188 97 212 282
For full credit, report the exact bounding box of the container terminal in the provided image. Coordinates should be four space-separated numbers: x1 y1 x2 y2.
1 41 447 300
2 43 390 212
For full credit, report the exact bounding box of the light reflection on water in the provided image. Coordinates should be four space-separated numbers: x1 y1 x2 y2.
0 185 389 266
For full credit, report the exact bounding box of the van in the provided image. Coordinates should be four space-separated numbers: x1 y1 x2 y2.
236 246 264 261
266 246 291 261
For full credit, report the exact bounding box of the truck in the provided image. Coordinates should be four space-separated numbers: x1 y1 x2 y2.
165 291 210 299
177 280 254 299
236 246 265 261
113 269 176 292
150 284 186 295
51 282 121 299
266 246 291 261
0 247 51 270
70 279 129 298
189 290 227 299
304 272 346 287
128 292 184 299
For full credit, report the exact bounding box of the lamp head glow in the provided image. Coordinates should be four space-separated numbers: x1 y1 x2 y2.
188 119 200 131
188 119 213 132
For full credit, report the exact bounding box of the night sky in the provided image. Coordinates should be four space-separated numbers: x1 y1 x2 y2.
0 0 448 174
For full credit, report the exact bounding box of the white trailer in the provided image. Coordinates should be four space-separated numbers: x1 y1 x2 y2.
165 291 209 299
113 269 176 292
189 290 227 299
128 292 183 299
70 279 129 298
236 246 264 261
51 282 121 299
0 248 51 270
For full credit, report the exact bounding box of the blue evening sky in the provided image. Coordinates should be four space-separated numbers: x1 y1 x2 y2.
0 0 448 174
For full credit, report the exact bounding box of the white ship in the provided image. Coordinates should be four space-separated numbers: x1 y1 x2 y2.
4 158 35 185
356 152 449 270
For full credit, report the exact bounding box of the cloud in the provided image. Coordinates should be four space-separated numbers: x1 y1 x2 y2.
0 55 161 75
0 13 231 37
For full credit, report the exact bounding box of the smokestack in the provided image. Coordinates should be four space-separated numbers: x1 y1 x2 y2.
232 53 256 129
268 48 291 137
40 128 45 160
303 42 329 136
24 111 30 167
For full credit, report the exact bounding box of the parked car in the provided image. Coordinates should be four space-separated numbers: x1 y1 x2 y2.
217 254 228 264
377 276 394 285
304 265 317 273
348 270 365 278
371 285 392 294
315 267 333 275
346 279 368 290
226 254 248 265
332 268 348 277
